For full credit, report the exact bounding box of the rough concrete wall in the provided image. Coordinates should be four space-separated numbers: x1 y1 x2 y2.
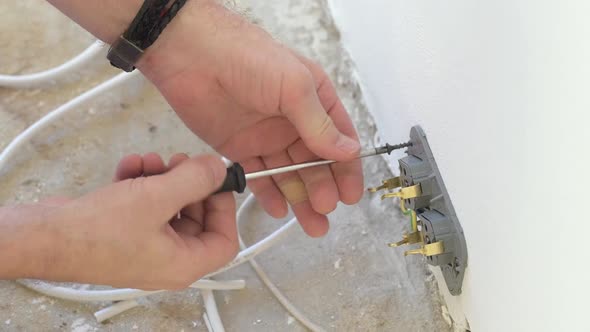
0 1 452 331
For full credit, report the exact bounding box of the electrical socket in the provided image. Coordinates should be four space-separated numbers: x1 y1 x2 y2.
398 125 468 295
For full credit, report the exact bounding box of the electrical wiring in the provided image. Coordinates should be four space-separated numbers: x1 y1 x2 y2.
0 41 106 89
0 42 326 331
400 199 417 232
205 217 298 278
0 71 140 174
94 299 140 323
237 195 326 332
203 312 214 332
202 289 225 332
16 279 246 302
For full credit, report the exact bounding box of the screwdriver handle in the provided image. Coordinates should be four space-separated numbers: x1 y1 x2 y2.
215 162 247 194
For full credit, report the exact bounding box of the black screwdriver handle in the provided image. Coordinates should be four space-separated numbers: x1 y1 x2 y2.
215 162 247 194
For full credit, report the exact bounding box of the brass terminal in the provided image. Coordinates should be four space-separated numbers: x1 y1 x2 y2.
368 177 401 193
404 241 444 257
388 231 422 247
381 184 422 201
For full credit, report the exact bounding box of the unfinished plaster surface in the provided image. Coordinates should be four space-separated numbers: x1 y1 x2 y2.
0 1 451 331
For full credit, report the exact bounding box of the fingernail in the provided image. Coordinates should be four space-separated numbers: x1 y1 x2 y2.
336 135 361 155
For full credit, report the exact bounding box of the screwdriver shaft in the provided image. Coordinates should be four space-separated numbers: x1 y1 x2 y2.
244 143 411 181
245 159 335 181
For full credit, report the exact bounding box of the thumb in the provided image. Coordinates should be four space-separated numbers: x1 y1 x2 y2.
280 64 360 161
145 155 227 214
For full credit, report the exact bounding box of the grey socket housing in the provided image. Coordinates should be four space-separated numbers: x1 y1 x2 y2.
399 125 468 295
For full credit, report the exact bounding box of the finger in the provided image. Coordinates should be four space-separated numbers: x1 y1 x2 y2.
114 154 143 181
263 151 329 237
327 104 364 205
145 155 227 218
297 56 364 205
168 153 189 169
279 59 360 161
166 153 206 234
167 153 206 222
38 196 72 207
287 140 339 214
290 200 329 238
215 116 299 162
182 192 238 275
170 216 204 236
241 157 288 218
142 153 166 176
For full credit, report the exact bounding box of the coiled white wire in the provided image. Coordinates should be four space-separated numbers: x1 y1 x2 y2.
0 41 326 331
16 279 246 302
0 71 140 174
237 195 326 332
94 299 140 323
0 41 106 88
202 289 225 332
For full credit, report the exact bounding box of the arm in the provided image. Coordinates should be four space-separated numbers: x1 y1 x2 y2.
0 204 55 280
1 154 238 289
0 0 365 287
46 0 364 239
47 0 143 44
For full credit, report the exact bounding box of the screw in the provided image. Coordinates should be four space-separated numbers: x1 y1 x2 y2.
375 142 413 155
385 142 413 154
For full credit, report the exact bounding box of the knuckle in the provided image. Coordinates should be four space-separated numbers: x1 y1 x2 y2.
314 113 333 138
282 65 315 106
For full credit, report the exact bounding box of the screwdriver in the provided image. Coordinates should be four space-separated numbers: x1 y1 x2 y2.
216 142 412 194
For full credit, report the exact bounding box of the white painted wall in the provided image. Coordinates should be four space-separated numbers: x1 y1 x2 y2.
329 1 590 331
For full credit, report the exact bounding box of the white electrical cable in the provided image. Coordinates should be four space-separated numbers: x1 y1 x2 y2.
202 289 225 332
203 313 214 332
0 41 106 89
94 299 140 323
0 71 140 174
91 279 244 323
237 195 326 332
16 279 246 302
205 218 298 278
1 47 326 330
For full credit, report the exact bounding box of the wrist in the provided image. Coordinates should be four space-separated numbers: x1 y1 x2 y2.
49 0 242 82
0 205 62 280
48 0 144 44
136 0 245 83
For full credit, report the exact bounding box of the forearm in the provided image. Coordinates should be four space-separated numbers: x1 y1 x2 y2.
0 205 59 280
45 0 230 82
47 0 143 44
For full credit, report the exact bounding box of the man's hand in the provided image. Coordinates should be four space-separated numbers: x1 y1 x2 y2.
0 154 238 289
48 0 364 237
138 2 364 237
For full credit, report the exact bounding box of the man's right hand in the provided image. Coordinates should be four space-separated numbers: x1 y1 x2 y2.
48 0 365 237
0 154 238 290
137 1 364 237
